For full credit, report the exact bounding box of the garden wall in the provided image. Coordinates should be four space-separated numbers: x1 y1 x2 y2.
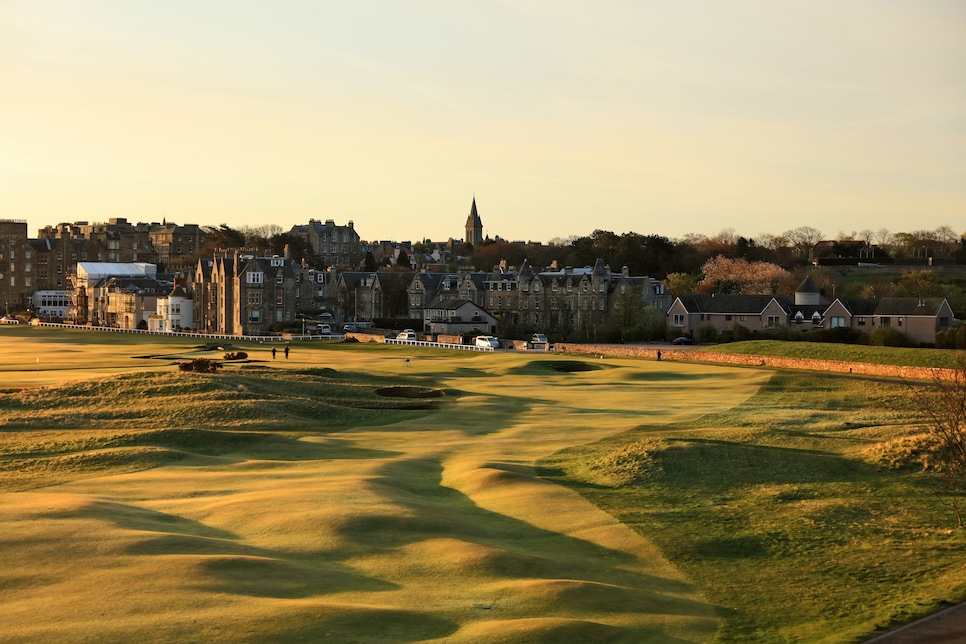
554 343 958 382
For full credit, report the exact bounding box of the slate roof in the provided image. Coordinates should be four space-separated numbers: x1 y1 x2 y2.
675 294 792 315
796 275 821 294
833 298 880 316
875 297 949 316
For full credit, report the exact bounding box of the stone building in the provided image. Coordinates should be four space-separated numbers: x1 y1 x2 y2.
288 219 363 268
193 252 303 335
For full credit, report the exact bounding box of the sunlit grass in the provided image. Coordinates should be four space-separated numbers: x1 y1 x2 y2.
1 327 961 642
541 373 966 642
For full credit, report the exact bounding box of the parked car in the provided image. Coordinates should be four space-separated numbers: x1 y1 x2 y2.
671 336 693 345
316 324 332 335
528 333 549 350
475 335 500 349
0 316 20 325
342 323 358 333
396 330 418 341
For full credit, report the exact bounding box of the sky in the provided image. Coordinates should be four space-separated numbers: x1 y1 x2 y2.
1 1 964 246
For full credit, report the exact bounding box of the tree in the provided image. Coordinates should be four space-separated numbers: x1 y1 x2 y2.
783 226 823 258
906 361 966 527
395 249 411 269
664 272 699 296
697 256 795 295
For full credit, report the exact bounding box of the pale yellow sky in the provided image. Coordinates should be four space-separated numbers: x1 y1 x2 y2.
1 1 964 244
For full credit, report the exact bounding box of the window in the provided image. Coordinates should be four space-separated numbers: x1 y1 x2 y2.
248 310 260 322
830 316 846 328
940 317 950 327
880 317 891 327
857 316 867 326
725 315 733 321
766 315 780 327
672 314 684 327
276 289 284 305
248 292 261 305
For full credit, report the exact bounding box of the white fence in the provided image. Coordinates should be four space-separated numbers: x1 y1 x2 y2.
30 322 495 350
30 322 340 343
383 338 494 352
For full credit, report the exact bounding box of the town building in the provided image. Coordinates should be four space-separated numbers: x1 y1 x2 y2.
288 219 363 268
193 251 303 335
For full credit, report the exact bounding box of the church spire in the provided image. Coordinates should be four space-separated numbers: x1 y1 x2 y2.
464 197 483 245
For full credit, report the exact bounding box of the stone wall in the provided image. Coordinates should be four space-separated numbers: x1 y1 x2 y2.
554 343 959 382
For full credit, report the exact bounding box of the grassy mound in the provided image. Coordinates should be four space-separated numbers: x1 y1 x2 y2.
541 372 966 641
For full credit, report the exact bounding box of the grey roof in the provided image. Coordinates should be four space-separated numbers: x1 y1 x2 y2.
834 298 880 316
675 294 793 315
796 275 821 294
874 297 949 316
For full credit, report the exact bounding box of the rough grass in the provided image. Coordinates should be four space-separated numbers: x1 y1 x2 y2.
711 339 962 369
540 372 966 642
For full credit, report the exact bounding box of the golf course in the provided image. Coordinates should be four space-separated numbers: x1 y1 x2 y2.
0 327 963 642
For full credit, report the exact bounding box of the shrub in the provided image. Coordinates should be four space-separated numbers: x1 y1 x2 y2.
696 322 718 343
731 323 752 341
869 327 914 347
223 351 248 361
178 358 222 373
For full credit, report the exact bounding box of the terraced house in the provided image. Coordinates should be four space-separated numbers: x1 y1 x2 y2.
194 251 304 335
667 277 955 345
406 258 670 338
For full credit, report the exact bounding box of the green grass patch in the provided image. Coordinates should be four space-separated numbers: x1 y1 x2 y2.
540 373 966 642
711 339 962 369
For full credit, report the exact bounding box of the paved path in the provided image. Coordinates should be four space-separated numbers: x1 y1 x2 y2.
863 602 966 643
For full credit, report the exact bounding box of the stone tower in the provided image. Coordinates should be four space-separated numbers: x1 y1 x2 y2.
464 198 483 245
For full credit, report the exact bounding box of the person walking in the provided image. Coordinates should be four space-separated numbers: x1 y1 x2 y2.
272 347 276 360
284 345 290 359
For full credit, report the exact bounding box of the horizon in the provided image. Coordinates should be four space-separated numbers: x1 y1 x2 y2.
3 2 964 244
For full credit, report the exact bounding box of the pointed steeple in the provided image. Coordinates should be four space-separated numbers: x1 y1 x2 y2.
464 197 483 245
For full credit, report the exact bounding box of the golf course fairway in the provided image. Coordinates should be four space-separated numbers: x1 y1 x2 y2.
0 329 772 642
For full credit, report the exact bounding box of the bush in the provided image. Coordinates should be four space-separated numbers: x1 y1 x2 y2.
223 351 248 361
869 327 914 347
731 323 752 342
696 322 718 343
178 358 222 373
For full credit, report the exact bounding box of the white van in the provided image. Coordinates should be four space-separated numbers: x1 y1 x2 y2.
475 335 499 349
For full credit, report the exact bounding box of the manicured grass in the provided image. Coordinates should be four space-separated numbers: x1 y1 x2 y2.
709 339 963 369
0 326 962 642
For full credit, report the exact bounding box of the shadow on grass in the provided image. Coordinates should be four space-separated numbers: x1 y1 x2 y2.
337 457 713 621
658 438 880 488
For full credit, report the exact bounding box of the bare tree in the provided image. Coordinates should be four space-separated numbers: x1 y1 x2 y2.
782 226 823 257
907 362 966 528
